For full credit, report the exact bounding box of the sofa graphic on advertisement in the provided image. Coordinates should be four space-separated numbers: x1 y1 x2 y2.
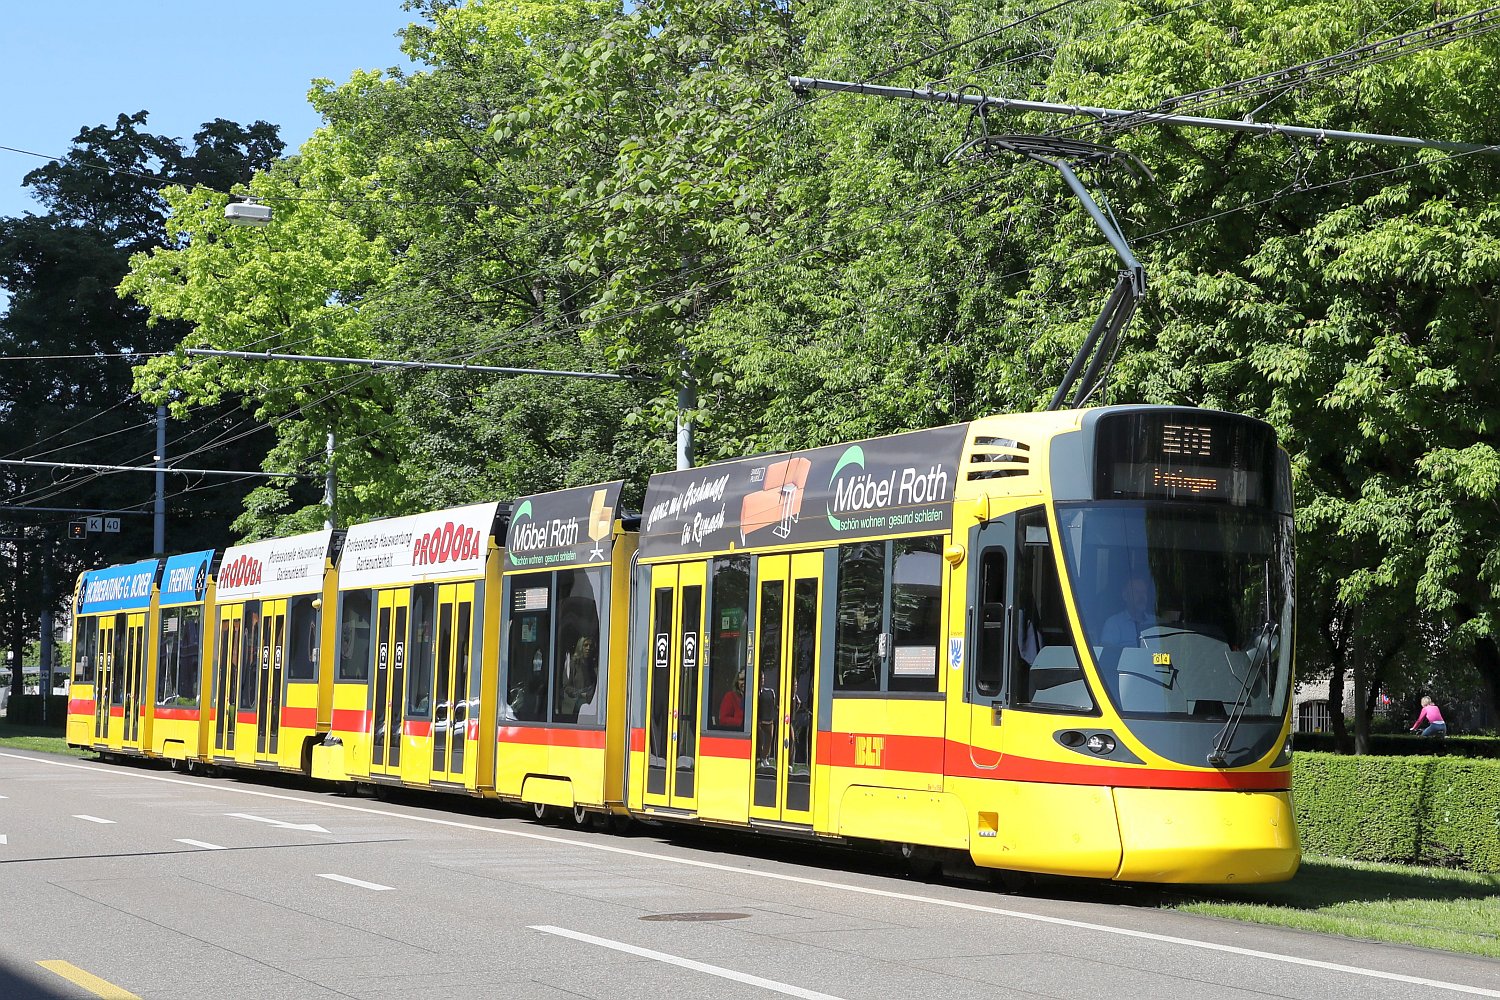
740 456 811 543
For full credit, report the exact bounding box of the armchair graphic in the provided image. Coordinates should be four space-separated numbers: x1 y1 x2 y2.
741 457 811 542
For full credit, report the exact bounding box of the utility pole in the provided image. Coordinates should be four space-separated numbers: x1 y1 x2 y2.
324 431 337 530
154 403 166 554
676 347 695 471
39 531 52 722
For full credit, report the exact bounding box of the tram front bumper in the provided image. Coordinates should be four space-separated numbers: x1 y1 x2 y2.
1114 786 1300 884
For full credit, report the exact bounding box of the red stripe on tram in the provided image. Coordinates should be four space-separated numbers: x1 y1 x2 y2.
69 699 96 716
497 726 606 750
280 706 317 730
154 707 199 721
330 709 371 733
699 735 752 760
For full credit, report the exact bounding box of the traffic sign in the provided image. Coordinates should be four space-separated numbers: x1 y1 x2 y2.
104 517 121 533
85 516 103 533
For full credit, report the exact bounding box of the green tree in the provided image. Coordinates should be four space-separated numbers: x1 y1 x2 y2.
0 112 283 702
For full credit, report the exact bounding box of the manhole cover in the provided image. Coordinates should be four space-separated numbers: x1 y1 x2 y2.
639 912 751 922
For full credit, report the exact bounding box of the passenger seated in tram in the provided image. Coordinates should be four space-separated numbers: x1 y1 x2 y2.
556 635 598 723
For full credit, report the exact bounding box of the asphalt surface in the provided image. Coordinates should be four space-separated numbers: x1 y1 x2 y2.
1 749 1496 1000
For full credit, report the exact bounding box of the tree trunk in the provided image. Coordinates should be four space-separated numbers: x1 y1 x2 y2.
1352 653 1370 755
1457 604 1500 724
1328 660 1349 753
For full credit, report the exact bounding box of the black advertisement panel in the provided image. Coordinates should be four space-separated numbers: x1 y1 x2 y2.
504 481 625 570
639 424 969 559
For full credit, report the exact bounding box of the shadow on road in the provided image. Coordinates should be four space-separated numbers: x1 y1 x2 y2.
0 958 97 1000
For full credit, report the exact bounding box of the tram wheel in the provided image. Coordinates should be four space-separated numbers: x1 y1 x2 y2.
532 802 550 822
572 804 590 828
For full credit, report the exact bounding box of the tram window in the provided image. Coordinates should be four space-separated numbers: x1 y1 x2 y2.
505 573 551 723
890 537 942 693
1011 509 1093 712
285 595 319 681
454 600 474 709
706 556 750 732
74 618 98 685
434 600 454 725
553 568 604 725
337 590 373 681
239 601 262 711
407 584 437 717
975 550 1007 698
834 542 884 692
111 613 128 705
835 535 945 695
158 607 202 706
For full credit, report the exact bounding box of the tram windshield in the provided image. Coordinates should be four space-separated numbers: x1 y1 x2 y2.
1055 503 1293 719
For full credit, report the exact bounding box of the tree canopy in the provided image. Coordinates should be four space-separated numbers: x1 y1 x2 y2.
115 0 1500 732
0 112 283 694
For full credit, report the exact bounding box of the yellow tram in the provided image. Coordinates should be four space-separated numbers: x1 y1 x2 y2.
67 559 161 756
68 405 1299 884
152 549 217 763
629 406 1297 882
207 530 339 772
314 501 505 792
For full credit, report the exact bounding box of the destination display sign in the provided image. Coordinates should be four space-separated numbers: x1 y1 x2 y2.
341 501 503 589
78 558 161 615
639 425 968 559
159 549 215 607
505 481 623 570
217 529 335 601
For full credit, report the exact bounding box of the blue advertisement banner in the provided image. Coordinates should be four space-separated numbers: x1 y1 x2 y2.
78 558 161 615
160 549 215 607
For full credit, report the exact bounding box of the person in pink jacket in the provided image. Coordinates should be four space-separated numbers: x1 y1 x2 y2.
1410 696 1447 737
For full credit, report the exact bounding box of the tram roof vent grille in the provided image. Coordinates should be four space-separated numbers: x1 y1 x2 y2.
968 436 1031 480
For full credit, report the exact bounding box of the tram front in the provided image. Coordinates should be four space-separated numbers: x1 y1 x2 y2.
1051 406 1298 882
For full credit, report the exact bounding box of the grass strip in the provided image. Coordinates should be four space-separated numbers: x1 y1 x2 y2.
1170 856 1500 959
0 724 92 759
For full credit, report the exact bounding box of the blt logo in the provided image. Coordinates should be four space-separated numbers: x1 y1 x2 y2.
854 735 885 767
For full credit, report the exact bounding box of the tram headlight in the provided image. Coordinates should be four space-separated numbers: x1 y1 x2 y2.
1085 733 1116 755
1273 733 1294 767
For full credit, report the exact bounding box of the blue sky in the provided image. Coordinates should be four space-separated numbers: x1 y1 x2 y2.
0 1 419 220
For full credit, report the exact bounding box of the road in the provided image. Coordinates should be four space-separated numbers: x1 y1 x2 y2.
0 749 1496 1000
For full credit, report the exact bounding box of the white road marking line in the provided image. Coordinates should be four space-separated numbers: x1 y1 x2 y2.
1 834 7 845
72 814 116 824
174 838 226 850
317 873 394 891
532 925 846 1000
5 751 1497 998
0 793 9 798
225 811 328 833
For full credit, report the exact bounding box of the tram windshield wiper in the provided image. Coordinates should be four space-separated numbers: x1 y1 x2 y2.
1208 620 1278 768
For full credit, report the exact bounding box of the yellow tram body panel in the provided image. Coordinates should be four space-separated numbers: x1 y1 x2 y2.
329 502 505 795
67 559 162 757
496 483 633 815
208 530 339 772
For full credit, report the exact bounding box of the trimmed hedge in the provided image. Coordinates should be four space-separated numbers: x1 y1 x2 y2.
1293 752 1500 873
1293 732 1500 758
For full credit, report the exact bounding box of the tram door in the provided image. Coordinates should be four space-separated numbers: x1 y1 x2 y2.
119 613 147 750
254 600 288 761
93 616 116 743
212 605 244 757
749 552 822 826
371 588 409 777
956 517 1013 771
431 583 475 784
643 562 706 811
